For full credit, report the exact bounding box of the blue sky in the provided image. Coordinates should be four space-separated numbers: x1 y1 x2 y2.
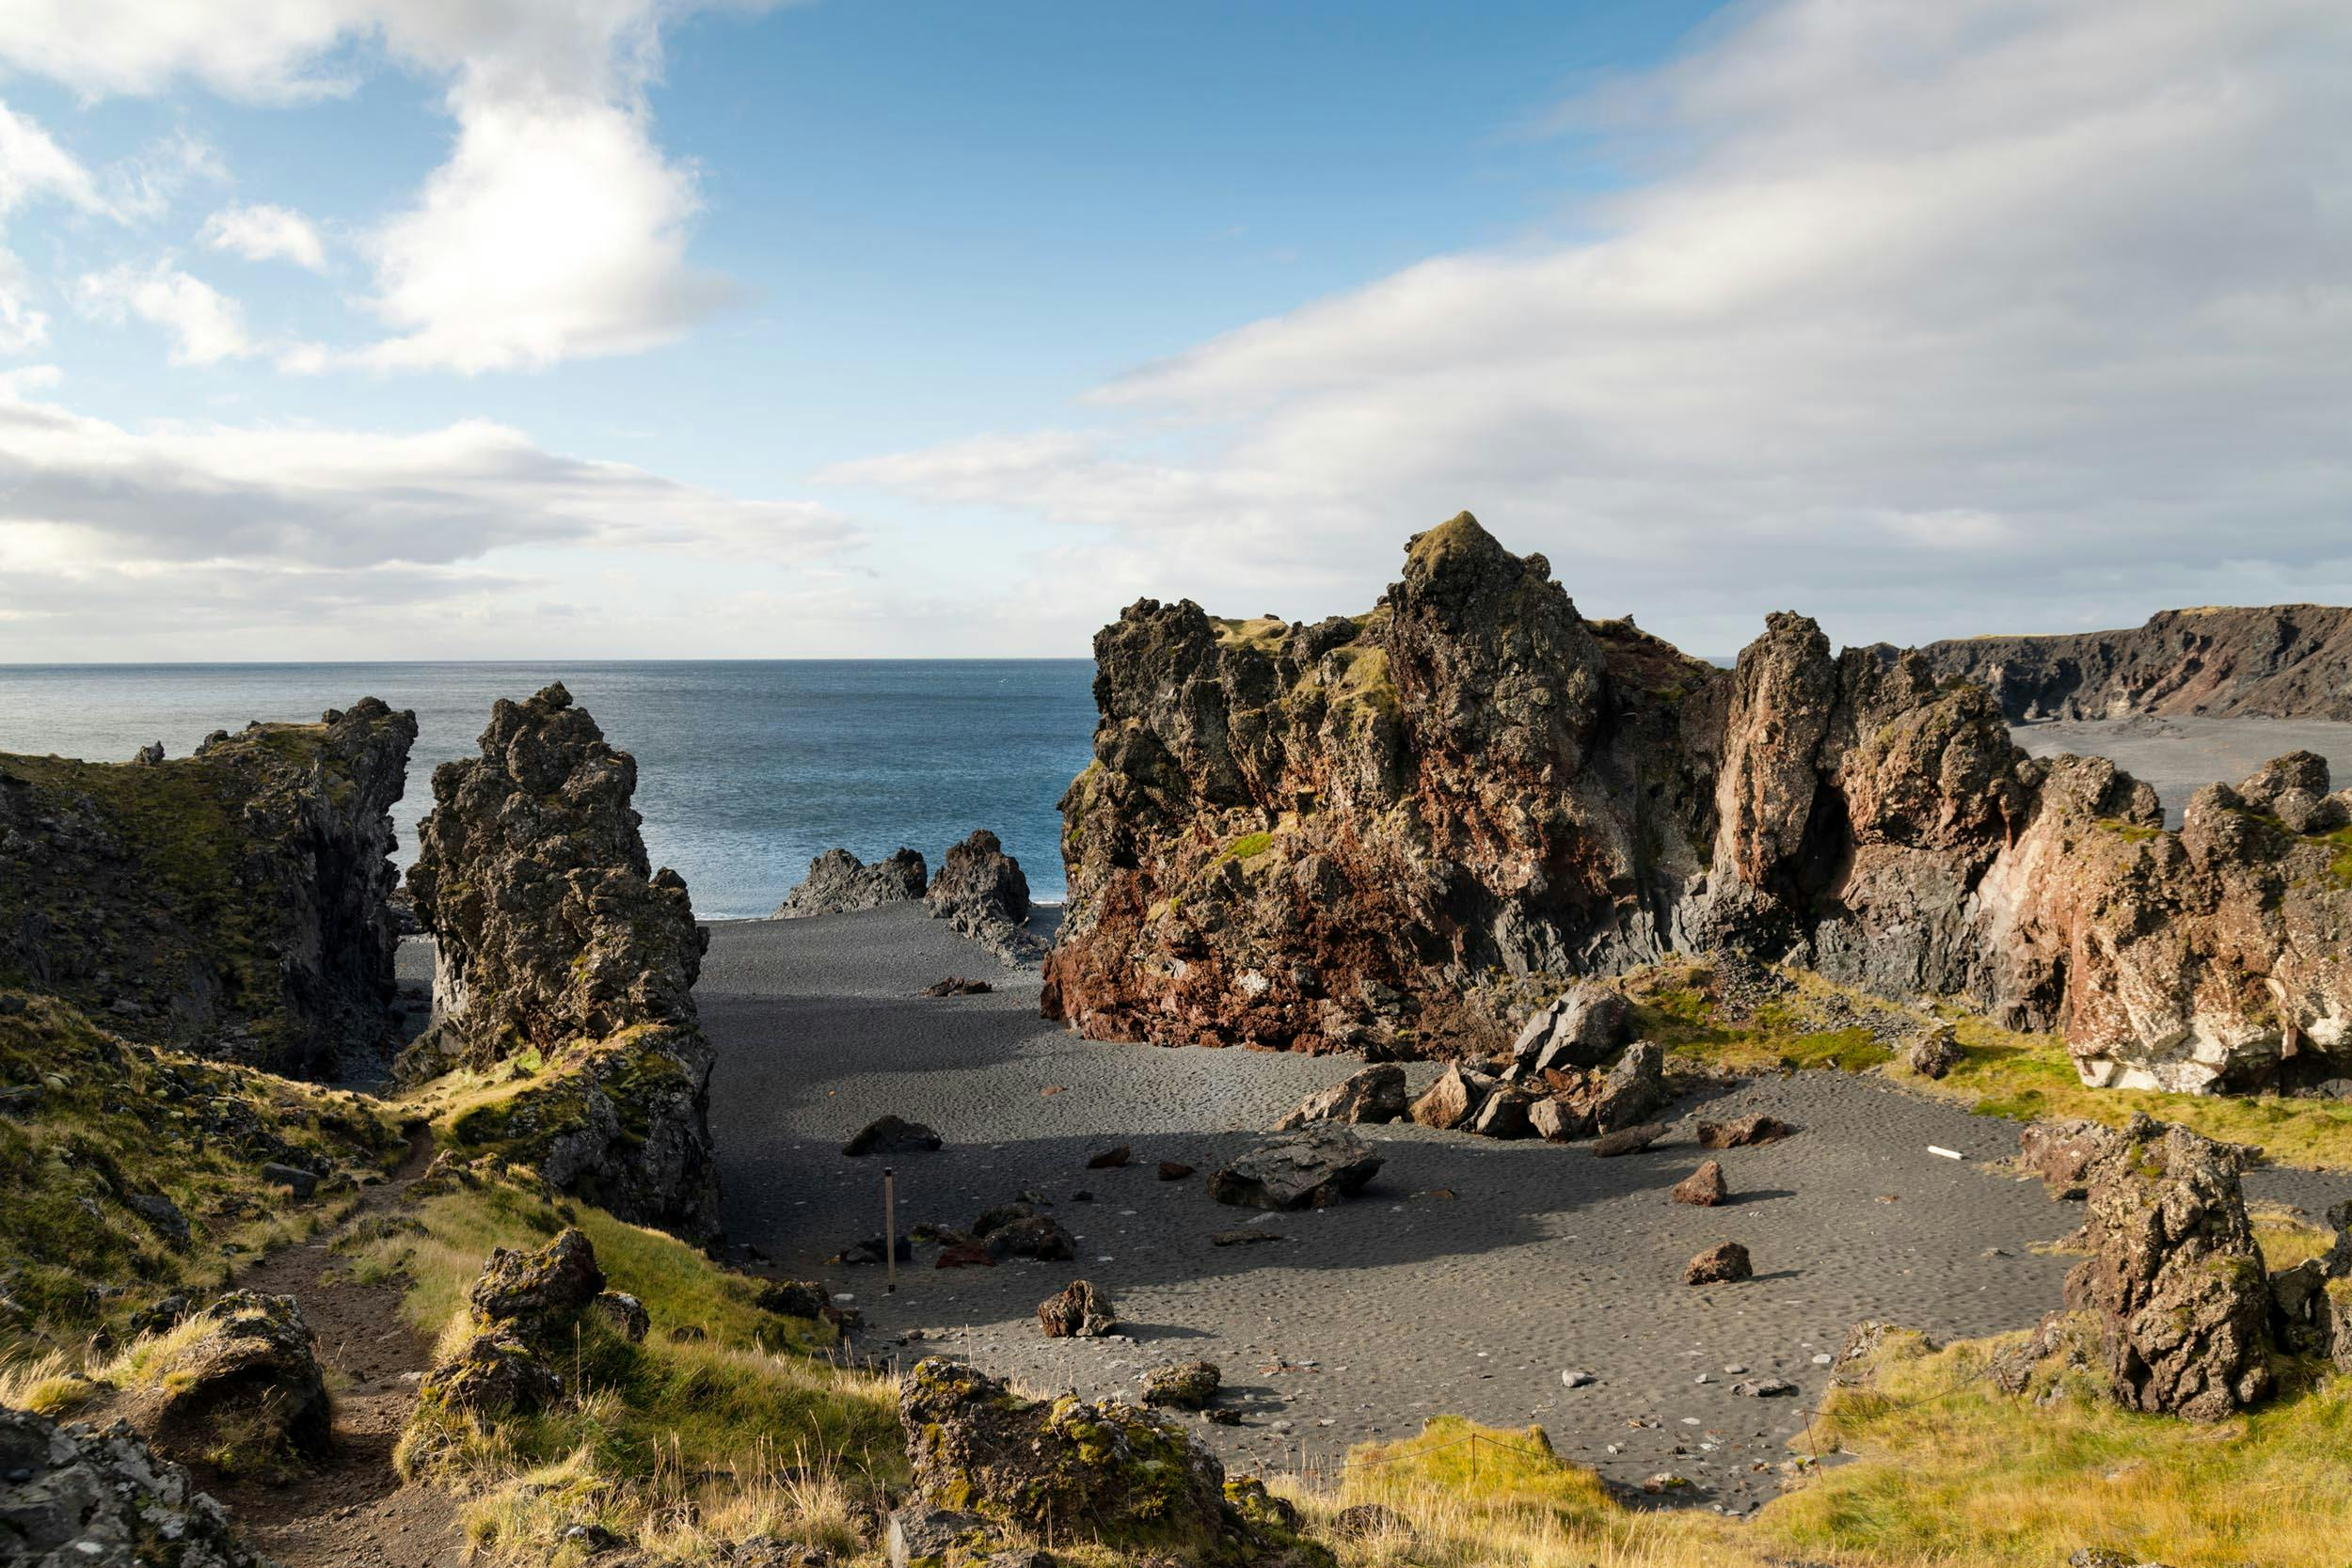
2 0 2347 660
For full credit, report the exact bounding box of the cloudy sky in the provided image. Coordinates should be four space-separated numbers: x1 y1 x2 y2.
0 0 2345 661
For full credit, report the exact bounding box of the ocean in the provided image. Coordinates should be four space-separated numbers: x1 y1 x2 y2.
0 661 1099 917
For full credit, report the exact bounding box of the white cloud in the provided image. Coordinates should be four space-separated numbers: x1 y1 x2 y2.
0 101 114 356
0 3 771 373
200 202 328 270
75 261 256 365
828 0 2352 653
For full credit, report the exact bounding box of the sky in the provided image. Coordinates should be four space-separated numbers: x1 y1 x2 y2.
0 0 2345 662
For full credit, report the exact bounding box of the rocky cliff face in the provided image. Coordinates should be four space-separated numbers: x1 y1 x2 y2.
406 683 721 1240
1910 605 2352 721
0 701 416 1077
1045 515 2352 1092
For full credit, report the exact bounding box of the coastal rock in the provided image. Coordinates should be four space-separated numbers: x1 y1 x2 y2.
1671 1161 1728 1207
1042 515 2352 1092
1695 1114 1794 1149
1207 1126 1384 1211
1527 1096 1589 1142
0 699 416 1076
844 1115 944 1156
1407 1064 1488 1131
1139 1359 1221 1409
1906 1022 1963 1079
2069 1116 2274 1419
1036 1279 1115 1338
1573 1040 1669 1132
928 831 1043 965
1468 1085 1535 1139
1509 984 1631 1079
405 684 721 1239
1273 1064 1407 1130
468 1227 606 1339
1685 1242 1753 1285
1912 606 2352 722
773 847 928 919
2020 1118 2118 1198
896 1358 1328 1566
985 1215 1076 1262
1591 1122 1665 1157
0 1404 270 1568
129 1290 332 1469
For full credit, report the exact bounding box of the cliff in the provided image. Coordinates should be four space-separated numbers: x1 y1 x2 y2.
1909 606 2352 721
405 683 721 1240
0 701 417 1077
1045 515 2352 1093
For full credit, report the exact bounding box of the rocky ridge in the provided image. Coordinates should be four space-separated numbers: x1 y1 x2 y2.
1043 514 2352 1091
1909 605 2352 721
0 701 417 1077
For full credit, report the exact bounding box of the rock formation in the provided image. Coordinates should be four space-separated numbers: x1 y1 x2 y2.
2067 1116 2273 1420
1909 605 2352 721
926 829 1043 965
1207 1126 1384 1210
125 1291 332 1472
771 847 929 918
0 700 416 1076
1273 1064 1407 1130
1042 513 2352 1093
896 1357 1329 1567
0 1403 270 1568
406 684 721 1240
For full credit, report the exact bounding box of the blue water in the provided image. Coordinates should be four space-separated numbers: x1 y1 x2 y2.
0 662 1099 917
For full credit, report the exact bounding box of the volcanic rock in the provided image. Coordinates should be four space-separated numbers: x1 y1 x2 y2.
1407 1064 1487 1131
130 1291 331 1468
1274 1064 1408 1130
587 1291 650 1342
1591 1122 1665 1158
896 1358 1324 1566
844 1115 944 1157
1207 1125 1384 1210
0 1404 271 1568
1158 1161 1197 1180
1527 1096 1588 1142
1906 1022 1963 1079
2019 1118 2118 1199
1685 1242 1753 1285
1139 1359 1221 1409
418 1330 563 1418
1087 1144 1132 1169
985 1215 1076 1261
404 683 721 1239
927 830 1042 964
469 1227 607 1340
773 847 928 919
1468 1085 1535 1139
1509 983 1631 1078
884 1503 1002 1567
1696 1114 1794 1149
1671 1161 1728 1206
2068 1116 2275 1419
0 700 416 1076
922 976 993 996
1036 1280 1116 1338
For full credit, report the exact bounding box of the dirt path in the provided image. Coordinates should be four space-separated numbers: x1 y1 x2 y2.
205 1126 468 1568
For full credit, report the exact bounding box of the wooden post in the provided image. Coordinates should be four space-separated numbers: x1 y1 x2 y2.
884 1166 898 1295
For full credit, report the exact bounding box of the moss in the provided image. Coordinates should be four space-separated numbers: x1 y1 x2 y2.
1216 832 1275 865
2096 817 2165 845
2316 826 2352 890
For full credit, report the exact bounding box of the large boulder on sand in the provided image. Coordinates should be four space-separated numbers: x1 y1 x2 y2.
897 1358 1328 1566
1208 1126 1384 1211
773 847 929 918
926 830 1042 964
2068 1115 2274 1420
1407 1064 1488 1130
1508 984 1630 1079
1672 1161 1728 1206
126 1291 332 1472
1036 1280 1116 1339
0 1404 270 1567
1685 1242 1753 1285
1141 1359 1222 1409
1275 1065 1407 1130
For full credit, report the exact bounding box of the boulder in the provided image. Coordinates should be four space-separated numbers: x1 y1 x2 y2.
986 1215 1076 1262
417 1330 563 1418
1591 1122 1665 1157
1406 1064 1486 1130
1331 1502 1412 1542
1468 1085 1535 1139
1527 1096 1589 1142
1509 984 1631 1079
1158 1161 1197 1180
1139 1359 1221 1409
1906 1022 1963 1079
1207 1126 1384 1210
2068 1116 2273 1419
922 976 993 997
969 1202 1038 1237
468 1227 606 1339
2020 1118 2117 1199
1685 1242 1753 1285
1695 1114 1794 1149
1577 1041 1669 1132
125 1192 190 1247
1036 1280 1116 1339
885 1503 1002 1568
1671 1161 1728 1207
132 1291 332 1468
1274 1064 1407 1130
587 1291 650 1342
773 847 929 919
1087 1145 1132 1169
755 1280 829 1319
926 831 1042 964
844 1115 945 1157
0 1405 270 1568
896 1358 1327 1566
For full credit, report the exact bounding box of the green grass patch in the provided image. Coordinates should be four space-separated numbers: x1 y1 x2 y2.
1218 831 1276 864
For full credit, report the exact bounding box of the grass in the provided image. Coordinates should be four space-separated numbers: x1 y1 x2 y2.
370 1173 900 1566
1218 831 1277 864
1761 1324 2352 1568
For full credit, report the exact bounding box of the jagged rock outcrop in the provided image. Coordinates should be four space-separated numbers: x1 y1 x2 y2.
406 684 721 1239
1909 605 2352 721
926 830 1043 966
1043 514 2352 1092
125 1290 332 1471
2067 1117 2273 1420
771 847 929 918
896 1358 1330 1567
1206 1126 1383 1210
419 1227 614 1423
0 1404 270 1568
0 700 416 1076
